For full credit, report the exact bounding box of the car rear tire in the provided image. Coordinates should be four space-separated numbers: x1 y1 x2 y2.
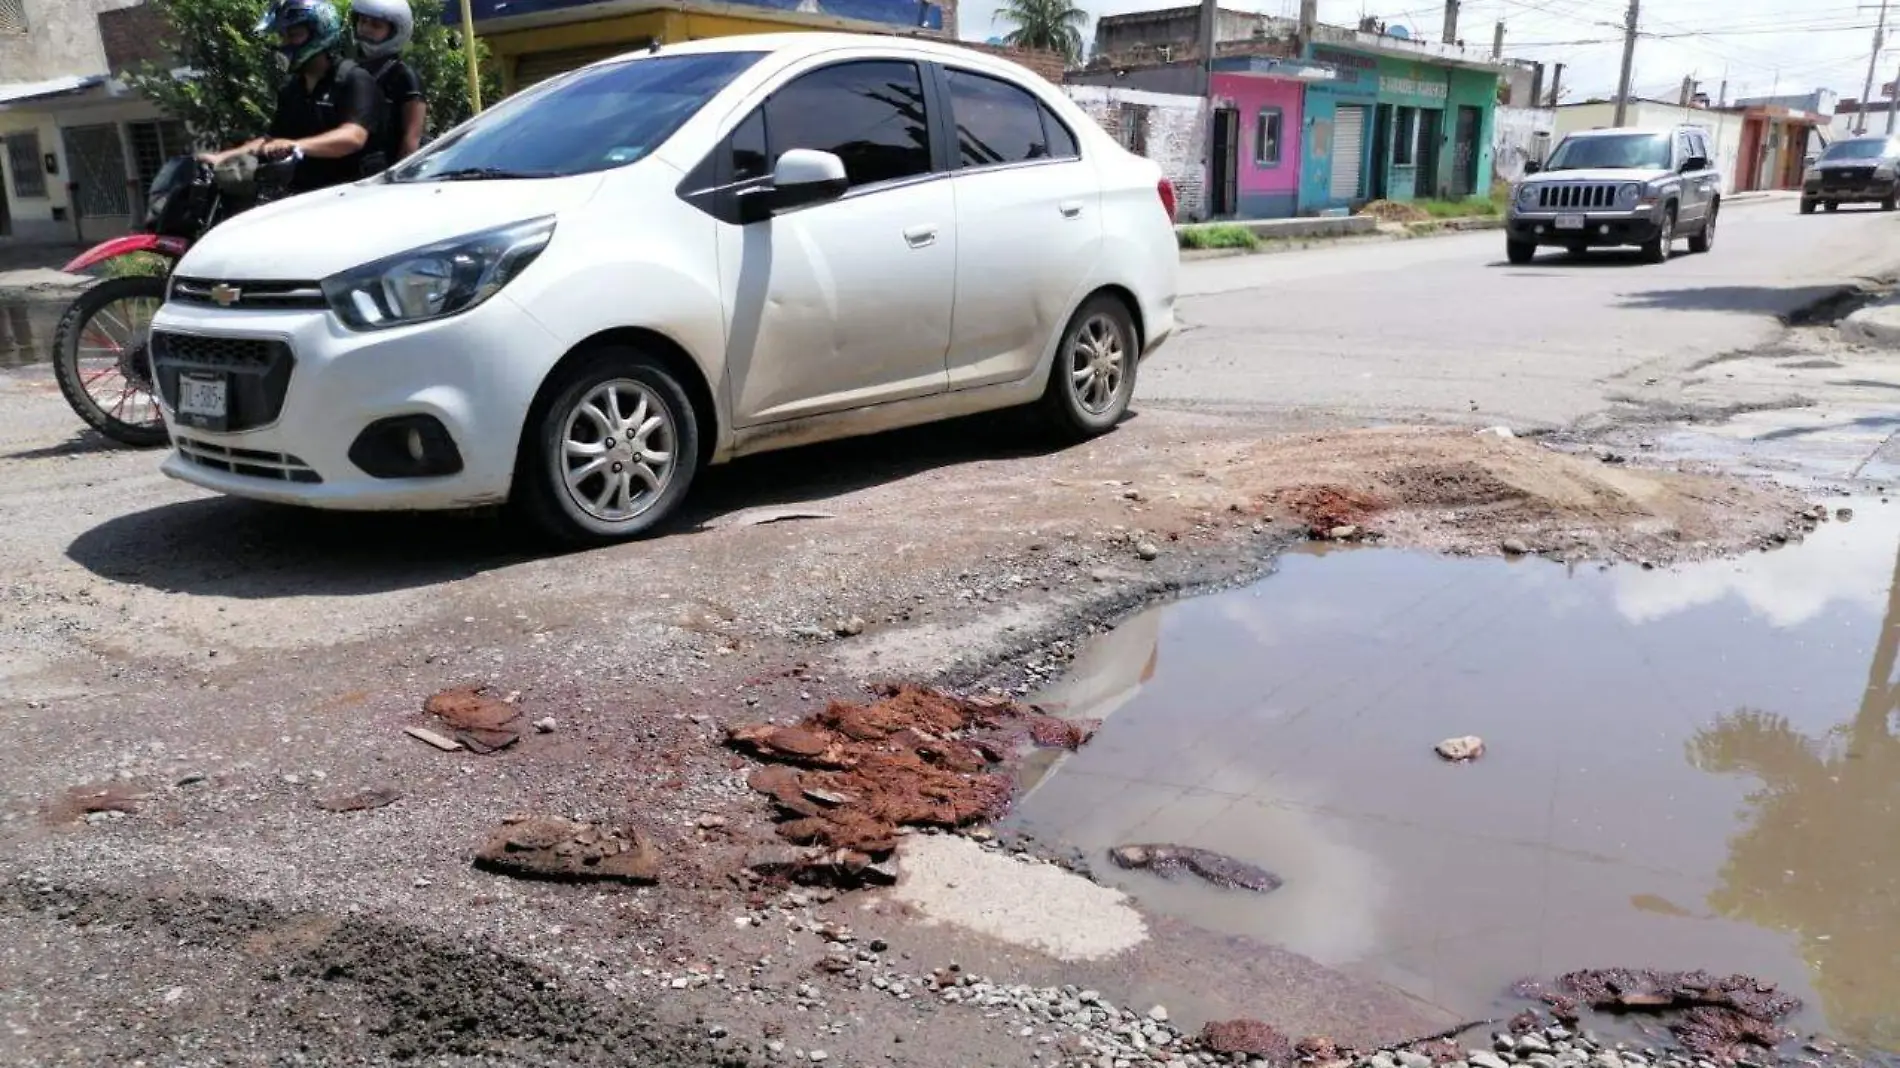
1884 196 1897 211
1641 207 1675 264
512 345 701 547
1800 199 1816 215
1506 239 1536 265
1040 293 1137 441
1688 202 1717 254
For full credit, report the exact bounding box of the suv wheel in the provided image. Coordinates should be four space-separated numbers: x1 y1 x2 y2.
1800 198 1816 215
513 345 701 546
1040 294 1138 441
1506 238 1536 265
1642 207 1675 264
1884 195 1897 211
1825 201 1840 213
1688 202 1717 254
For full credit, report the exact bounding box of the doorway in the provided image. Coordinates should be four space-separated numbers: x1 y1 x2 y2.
1369 104 1393 200
1451 105 1482 197
1210 106 1240 216
1416 109 1444 197
1331 104 1368 202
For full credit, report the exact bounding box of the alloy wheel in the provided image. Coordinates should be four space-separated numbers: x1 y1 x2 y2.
556 379 677 524
1067 313 1127 416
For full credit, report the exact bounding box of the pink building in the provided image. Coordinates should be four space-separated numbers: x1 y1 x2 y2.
1208 69 1306 217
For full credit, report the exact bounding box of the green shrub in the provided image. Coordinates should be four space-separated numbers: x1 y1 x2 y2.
1177 224 1259 251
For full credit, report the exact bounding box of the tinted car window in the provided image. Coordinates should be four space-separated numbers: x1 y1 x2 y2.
730 110 768 182
945 68 1050 168
1821 138 1894 161
765 61 932 188
391 51 762 181
1041 104 1080 159
1544 133 1671 171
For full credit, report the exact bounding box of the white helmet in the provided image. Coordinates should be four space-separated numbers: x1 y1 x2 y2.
352 0 413 59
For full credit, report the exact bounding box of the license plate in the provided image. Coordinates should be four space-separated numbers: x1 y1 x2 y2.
1554 214 1587 230
178 373 227 418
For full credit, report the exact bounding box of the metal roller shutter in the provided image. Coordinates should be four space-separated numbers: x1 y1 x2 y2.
1331 105 1366 201
514 42 644 90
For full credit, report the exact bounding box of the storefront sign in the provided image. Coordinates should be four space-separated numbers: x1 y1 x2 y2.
1379 76 1449 100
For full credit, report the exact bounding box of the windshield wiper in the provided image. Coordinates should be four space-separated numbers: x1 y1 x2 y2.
432 166 557 181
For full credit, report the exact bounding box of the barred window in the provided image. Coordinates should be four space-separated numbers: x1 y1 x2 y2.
128 120 191 190
6 131 46 198
0 0 27 35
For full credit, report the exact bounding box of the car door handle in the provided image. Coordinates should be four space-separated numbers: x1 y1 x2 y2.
904 225 937 248
1059 200 1084 218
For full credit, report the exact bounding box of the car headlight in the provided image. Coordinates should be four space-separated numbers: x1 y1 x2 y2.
1804 168 1820 184
322 216 555 331
1516 183 1539 208
1879 163 1896 180
1617 183 1641 207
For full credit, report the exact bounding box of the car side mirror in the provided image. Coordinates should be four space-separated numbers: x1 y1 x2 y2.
1681 156 1709 174
738 149 849 223
1523 160 1542 175
1803 153 1818 166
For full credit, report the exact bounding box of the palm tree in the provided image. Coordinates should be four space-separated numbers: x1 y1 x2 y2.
994 0 1089 64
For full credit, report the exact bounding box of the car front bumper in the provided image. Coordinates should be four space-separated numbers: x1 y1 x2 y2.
1803 179 1898 202
150 292 565 511
1507 210 1663 247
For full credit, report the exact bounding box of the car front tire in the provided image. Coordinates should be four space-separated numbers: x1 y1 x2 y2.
1800 198 1816 214
1688 202 1717 254
513 345 701 547
1642 207 1675 264
1040 294 1138 441
1506 239 1536 265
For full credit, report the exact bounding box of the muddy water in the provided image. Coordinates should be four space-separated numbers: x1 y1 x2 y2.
1013 501 1900 1051
0 300 63 369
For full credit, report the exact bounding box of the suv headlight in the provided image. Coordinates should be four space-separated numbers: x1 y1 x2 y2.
1803 167 1820 184
1879 163 1897 180
1617 183 1642 207
1515 183 1539 209
322 217 555 331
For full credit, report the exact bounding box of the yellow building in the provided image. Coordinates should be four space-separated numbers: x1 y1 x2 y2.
450 0 959 95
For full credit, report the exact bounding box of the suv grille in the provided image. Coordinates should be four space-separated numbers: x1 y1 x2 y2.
1535 183 1619 209
1822 167 1875 185
169 277 327 311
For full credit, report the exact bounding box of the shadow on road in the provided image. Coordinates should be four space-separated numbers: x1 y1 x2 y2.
65 409 1095 598
1618 284 1857 318
2 428 136 460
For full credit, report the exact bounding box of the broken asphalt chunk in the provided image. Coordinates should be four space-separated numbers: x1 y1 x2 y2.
425 685 523 753
1109 843 1282 892
473 815 659 885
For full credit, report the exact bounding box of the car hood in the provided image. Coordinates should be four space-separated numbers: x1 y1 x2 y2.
175 173 606 281
1526 168 1666 184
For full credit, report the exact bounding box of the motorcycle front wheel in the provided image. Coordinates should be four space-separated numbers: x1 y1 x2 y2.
52 274 171 448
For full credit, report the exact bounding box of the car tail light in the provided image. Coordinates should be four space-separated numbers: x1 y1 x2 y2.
1157 177 1177 222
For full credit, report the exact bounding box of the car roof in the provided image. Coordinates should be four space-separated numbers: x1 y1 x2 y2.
580 31 1026 70
1567 127 1676 138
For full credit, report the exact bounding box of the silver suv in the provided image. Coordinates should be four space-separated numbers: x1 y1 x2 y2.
1506 125 1721 265
1800 136 1900 214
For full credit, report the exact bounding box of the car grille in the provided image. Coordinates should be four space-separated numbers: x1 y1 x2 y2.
1535 183 1619 209
169 277 327 311
1822 167 1876 185
150 330 296 433
174 436 322 483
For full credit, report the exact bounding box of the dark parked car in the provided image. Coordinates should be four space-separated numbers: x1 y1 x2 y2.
1801 137 1900 214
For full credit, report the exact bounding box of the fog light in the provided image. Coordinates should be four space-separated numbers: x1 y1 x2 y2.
1535 224 1546 234
1600 224 1611 235
349 415 463 479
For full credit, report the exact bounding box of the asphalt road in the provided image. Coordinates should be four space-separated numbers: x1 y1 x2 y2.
1144 197 1900 431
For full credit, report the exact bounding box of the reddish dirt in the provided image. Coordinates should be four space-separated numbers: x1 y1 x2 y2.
1515 970 1803 1064
1201 1018 1295 1059
423 685 523 753
1272 484 1387 533
471 814 661 885
726 685 1095 882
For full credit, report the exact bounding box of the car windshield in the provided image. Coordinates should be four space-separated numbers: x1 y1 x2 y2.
389 51 763 182
1821 139 1892 161
1543 133 1672 171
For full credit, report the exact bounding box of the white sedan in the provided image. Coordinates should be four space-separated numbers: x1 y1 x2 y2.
149 32 1180 544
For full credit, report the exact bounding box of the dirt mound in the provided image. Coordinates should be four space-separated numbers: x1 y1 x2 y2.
1515 969 1801 1063
1273 484 1386 532
1359 200 1431 223
727 685 1097 883
1382 461 1531 507
1201 1019 1295 1059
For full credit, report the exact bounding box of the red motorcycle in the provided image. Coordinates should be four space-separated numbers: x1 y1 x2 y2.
52 154 293 446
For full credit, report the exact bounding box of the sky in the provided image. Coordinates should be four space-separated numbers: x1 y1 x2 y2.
958 0 1881 107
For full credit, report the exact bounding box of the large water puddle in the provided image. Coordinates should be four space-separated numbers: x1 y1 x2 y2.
0 300 62 368
1013 499 1900 1051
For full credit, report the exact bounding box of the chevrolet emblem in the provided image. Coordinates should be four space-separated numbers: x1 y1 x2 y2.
209 283 241 307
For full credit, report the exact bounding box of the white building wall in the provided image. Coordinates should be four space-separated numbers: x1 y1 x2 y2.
1551 100 1747 195
1493 105 1554 182
1065 83 1210 221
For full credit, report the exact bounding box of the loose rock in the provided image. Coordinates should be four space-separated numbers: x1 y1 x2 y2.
1435 736 1486 762
472 814 660 885
1109 844 1282 892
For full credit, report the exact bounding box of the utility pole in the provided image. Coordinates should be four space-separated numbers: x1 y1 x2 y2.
1297 0 1317 51
1199 0 1216 90
1492 19 1505 58
1679 74 1694 106
1860 0 1889 134
1548 62 1564 107
1612 0 1639 126
1442 0 1459 46
1888 57 1900 132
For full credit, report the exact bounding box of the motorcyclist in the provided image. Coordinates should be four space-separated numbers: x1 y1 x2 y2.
352 0 427 167
198 0 385 195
